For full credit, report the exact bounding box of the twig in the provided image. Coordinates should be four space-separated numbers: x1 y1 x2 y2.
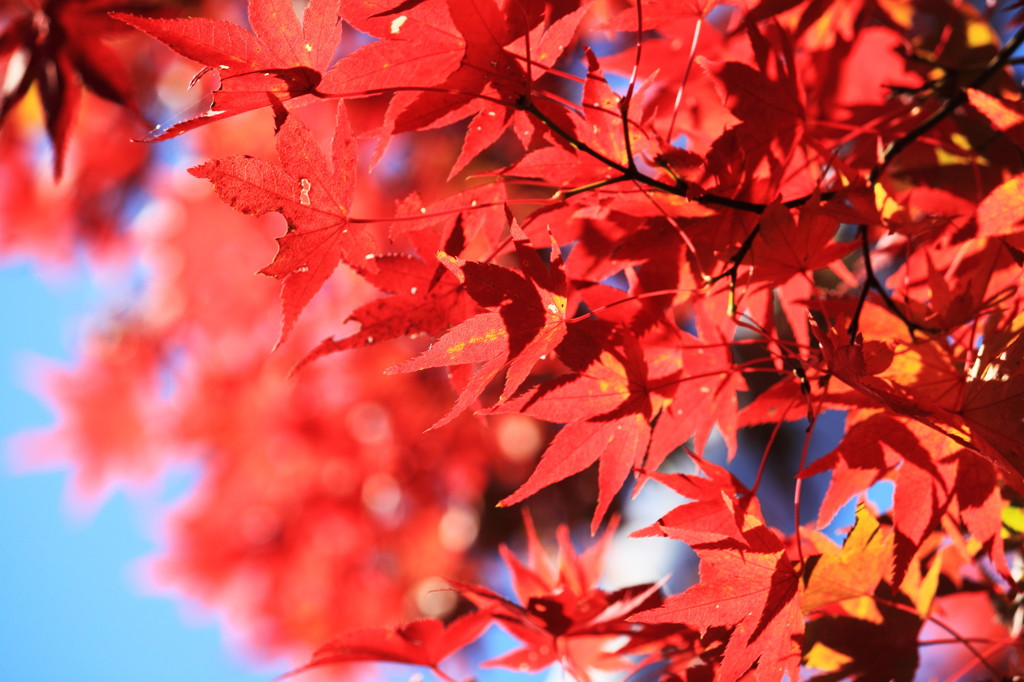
871 25 1024 184
846 24 1024 336
520 98 813 214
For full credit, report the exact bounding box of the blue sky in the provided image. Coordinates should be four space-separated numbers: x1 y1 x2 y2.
0 260 285 682
0 257 556 682
0 254 864 682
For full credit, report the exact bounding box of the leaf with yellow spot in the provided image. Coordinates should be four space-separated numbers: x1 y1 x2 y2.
387 222 575 429
1002 505 1024 536
494 328 657 532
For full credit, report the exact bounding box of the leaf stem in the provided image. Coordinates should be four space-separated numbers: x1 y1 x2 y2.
873 595 1004 679
707 222 761 316
566 288 685 323
792 402 818 573
667 16 703 143
750 399 794 496
554 175 632 198
619 0 643 173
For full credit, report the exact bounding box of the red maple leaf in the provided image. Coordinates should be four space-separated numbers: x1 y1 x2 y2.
386 221 573 429
356 0 586 175
631 462 803 682
0 0 153 176
281 610 491 680
115 0 342 139
295 253 469 366
701 52 806 195
646 323 748 469
454 516 674 682
749 199 856 281
505 44 650 191
190 104 373 346
494 326 657 532
326 0 465 98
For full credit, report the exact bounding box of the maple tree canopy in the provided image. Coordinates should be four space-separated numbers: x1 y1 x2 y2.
3 0 1024 679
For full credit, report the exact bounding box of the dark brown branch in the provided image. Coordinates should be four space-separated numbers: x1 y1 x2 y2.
870 25 1024 185
846 24 1024 336
521 99 778 214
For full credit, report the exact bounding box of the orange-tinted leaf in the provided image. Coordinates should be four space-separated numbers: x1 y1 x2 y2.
802 505 894 612
803 586 922 681
967 88 1024 147
977 174 1024 239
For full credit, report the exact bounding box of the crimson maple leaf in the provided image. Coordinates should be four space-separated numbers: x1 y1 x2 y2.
294 182 510 368
0 0 152 176
453 516 672 682
646 323 748 469
296 253 469 365
386 221 572 429
493 326 657 532
280 610 491 680
700 53 806 196
631 462 803 682
749 200 855 281
190 105 373 346
505 45 649 191
115 0 341 139
327 0 465 96
350 0 586 175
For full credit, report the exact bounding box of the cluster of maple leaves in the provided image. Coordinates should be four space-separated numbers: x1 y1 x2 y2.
5 0 1024 678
